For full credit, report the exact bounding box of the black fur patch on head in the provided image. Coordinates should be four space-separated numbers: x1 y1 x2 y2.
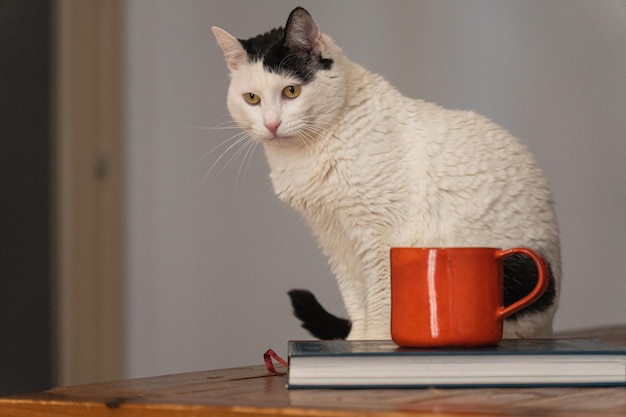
238 8 333 83
503 252 557 320
239 28 284 61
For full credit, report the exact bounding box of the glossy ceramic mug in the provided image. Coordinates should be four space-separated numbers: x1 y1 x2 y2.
390 247 549 348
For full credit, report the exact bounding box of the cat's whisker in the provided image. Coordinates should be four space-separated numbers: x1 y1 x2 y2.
302 114 342 127
202 132 253 184
300 125 324 140
235 138 260 189
193 125 241 131
298 120 336 142
199 130 250 162
189 116 240 131
298 119 327 138
190 121 241 132
222 134 255 174
295 131 315 153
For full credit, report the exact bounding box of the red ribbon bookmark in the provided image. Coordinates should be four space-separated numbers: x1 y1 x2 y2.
263 349 287 376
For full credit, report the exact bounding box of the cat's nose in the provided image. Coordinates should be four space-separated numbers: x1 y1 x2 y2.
264 120 281 135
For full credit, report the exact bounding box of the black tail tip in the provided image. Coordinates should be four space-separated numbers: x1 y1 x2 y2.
288 289 351 340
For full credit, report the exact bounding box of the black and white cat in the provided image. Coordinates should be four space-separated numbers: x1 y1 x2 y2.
213 7 560 340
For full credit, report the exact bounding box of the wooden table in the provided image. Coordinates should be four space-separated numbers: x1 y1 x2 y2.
1 326 625 417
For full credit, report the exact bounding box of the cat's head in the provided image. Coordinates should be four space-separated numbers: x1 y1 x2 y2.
213 7 345 146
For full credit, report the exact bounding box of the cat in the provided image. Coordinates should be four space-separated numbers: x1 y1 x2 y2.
213 7 561 340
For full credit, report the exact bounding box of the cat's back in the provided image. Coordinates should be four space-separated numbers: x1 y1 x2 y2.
396 97 544 183
378 95 556 246
359 75 533 169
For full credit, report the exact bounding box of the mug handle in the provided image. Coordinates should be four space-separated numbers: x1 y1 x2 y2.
495 247 550 320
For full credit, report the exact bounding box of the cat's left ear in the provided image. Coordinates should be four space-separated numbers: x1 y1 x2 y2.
212 26 247 71
284 7 325 57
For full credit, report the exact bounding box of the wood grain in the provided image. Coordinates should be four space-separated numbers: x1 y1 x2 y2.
1 326 624 417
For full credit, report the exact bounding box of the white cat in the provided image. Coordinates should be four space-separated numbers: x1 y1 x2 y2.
213 7 560 340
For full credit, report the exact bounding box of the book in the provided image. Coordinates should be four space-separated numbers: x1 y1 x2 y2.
286 338 626 389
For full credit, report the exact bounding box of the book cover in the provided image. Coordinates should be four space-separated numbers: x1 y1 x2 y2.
287 339 626 389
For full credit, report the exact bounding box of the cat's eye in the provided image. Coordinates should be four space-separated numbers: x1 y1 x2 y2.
283 85 301 99
244 92 260 105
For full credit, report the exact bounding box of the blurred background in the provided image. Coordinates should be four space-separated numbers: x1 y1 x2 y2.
1 0 624 395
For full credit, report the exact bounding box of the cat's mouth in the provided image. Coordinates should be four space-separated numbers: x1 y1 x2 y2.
253 125 315 147
264 134 297 145
261 134 313 149
254 128 296 144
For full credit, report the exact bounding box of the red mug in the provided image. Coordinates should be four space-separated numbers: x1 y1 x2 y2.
390 247 549 348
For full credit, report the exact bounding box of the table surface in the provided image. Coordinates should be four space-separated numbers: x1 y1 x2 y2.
1 326 625 417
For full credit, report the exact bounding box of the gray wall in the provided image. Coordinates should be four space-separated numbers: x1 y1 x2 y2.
125 0 626 378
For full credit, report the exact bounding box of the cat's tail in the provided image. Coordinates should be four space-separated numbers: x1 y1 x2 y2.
287 289 351 340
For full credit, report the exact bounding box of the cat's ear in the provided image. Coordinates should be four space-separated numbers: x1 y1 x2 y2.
284 7 325 57
212 26 247 71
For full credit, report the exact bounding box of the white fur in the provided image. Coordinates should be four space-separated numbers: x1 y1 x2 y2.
214 27 561 340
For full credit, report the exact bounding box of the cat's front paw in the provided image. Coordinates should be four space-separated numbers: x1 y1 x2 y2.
345 320 367 340
364 328 392 340
347 322 391 340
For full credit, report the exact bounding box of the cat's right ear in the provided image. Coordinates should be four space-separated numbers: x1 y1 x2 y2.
212 26 247 71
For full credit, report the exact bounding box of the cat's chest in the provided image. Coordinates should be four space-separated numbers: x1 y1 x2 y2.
268 145 349 213
266 134 414 232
